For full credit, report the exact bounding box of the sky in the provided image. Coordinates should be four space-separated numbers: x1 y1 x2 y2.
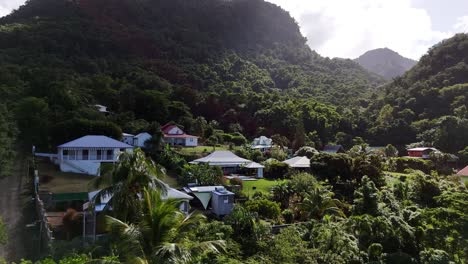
1 0 467 60
266 0 468 60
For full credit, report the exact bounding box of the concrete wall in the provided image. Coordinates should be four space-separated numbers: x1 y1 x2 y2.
185 137 198 147
60 160 102 176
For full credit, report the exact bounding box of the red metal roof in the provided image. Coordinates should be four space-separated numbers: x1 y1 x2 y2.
457 166 468 176
161 123 198 138
161 123 177 134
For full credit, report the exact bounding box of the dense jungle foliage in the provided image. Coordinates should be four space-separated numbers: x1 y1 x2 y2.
0 1 467 263
366 34 468 153
0 0 384 153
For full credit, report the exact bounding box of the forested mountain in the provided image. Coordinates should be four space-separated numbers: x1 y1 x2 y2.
355 48 417 80
366 34 468 153
0 0 383 152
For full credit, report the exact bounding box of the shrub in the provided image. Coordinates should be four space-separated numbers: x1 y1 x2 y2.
245 199 281 220
294 146 319 158
268 147 287 161
310 153 353 182
264 160 290 179
180 163 223 186
388 157 434 174
229 177 244 189
282 209 294 224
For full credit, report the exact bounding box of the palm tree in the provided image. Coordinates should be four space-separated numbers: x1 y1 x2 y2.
89 148 167 223
271 182 293 209
298 185 345 220
106 188 225 264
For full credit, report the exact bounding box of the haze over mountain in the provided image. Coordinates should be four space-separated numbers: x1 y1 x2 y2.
354 48 417 80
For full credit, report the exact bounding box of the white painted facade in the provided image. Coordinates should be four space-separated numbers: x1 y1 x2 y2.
122 133 134 145
121 132 152 148
58 148 123 175
133 132 152 147
57 136 134 176
162 124 198 147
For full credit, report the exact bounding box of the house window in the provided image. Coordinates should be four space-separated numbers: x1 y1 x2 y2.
106 150 113 160
189 138 193 142
82 150 89 160
68 150 76 160
96 150 102 160
62 150 68 160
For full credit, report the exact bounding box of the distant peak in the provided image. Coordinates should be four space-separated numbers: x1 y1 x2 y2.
354 48 417 80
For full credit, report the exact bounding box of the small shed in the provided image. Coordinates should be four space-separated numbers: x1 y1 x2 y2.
211 188 235 216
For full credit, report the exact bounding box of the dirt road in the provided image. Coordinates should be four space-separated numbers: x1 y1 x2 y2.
0 158 27 262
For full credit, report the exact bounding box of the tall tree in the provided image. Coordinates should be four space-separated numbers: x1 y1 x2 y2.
90 149 167 223
106 188 225 264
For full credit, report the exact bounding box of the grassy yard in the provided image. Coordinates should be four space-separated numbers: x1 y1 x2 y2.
242 178 286 197
461 176 468 184
36 158 94 193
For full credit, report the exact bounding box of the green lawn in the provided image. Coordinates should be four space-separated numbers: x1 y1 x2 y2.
461 176 468 184
242 179 286 197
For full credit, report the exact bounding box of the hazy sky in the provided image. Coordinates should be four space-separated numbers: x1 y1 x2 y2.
1 0 467 60
266 0 468 60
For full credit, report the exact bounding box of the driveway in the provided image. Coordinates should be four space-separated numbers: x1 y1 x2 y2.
0 158 27 262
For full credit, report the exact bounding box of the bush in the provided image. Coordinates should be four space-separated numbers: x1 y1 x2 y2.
388 157 434 174
264 160 290 179
282 209 294 224
180 163 223 186
310 153 353 182
229 177 244 189
245 199 281 220
294 146 319 158
268 147 287 161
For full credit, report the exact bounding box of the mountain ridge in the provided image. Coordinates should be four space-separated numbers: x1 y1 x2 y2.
355 47 417 80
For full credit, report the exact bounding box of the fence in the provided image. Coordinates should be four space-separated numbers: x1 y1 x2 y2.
34 193 53 252
32 164 54 253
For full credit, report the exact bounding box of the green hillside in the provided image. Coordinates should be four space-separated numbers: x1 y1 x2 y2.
366 34 468 153
0 0 383 153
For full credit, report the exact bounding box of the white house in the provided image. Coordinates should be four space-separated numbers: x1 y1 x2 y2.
251 136 273 152
190 150 264 178
57 135 134 176
122 132 152 148
161 123 198 147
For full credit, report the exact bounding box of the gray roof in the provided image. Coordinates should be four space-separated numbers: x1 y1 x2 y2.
135 132 151 138
244 162 265 169
184 186 225 193
407 147 438 151
283 156 310 168
322 145 344 153
252 136 273 147
163 188 194 200
190 151 252 166
58 135 133 149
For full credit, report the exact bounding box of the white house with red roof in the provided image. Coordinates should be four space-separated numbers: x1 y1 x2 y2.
161 123 198 147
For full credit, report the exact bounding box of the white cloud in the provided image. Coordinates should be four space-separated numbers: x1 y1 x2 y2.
0 0 26 17
454 16 468 32
266 0 454 60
